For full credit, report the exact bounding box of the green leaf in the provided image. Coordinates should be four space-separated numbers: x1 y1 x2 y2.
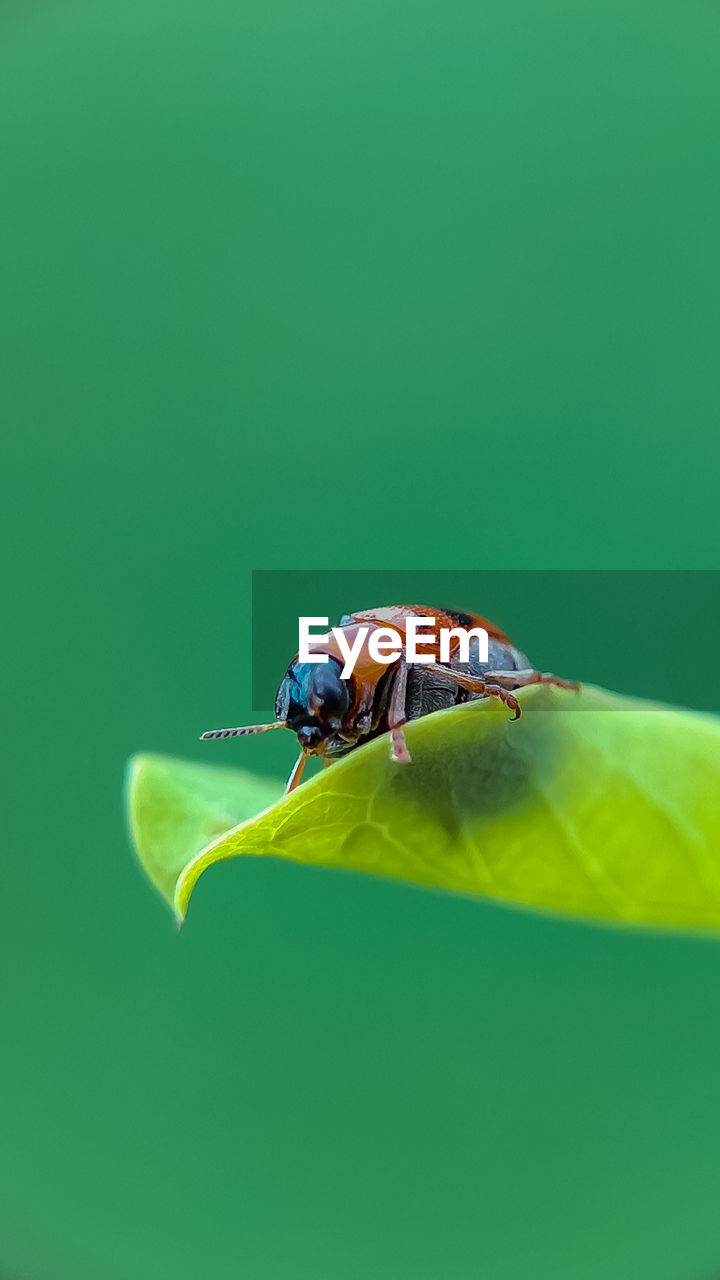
125 685 720 931
125 754 283 909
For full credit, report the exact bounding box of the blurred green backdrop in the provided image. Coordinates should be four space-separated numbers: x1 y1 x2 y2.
2 1 720 1278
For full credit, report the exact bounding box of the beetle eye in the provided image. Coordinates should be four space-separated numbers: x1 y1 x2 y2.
274 674 293 723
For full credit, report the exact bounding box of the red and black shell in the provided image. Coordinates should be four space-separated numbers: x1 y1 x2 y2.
275 605 530 758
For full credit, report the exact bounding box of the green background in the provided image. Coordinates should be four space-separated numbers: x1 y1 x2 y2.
2 1 720 1278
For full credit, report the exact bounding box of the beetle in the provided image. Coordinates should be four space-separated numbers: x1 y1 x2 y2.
202 605 580 792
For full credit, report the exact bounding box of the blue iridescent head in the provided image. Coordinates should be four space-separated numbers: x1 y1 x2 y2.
275 658 352 752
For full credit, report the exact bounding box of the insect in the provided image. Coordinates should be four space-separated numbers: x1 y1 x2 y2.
202 605 580 792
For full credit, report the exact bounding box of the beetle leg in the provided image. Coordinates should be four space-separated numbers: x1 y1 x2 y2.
391 724 411 763
483 669 581 692
286 750 308 793
431 664 522 720
483 684 521 719
388 660 412 763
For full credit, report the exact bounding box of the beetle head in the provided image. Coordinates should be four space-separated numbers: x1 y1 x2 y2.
275 658 353 753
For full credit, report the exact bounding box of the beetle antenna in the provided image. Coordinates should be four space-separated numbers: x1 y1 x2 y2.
201 721 287 740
